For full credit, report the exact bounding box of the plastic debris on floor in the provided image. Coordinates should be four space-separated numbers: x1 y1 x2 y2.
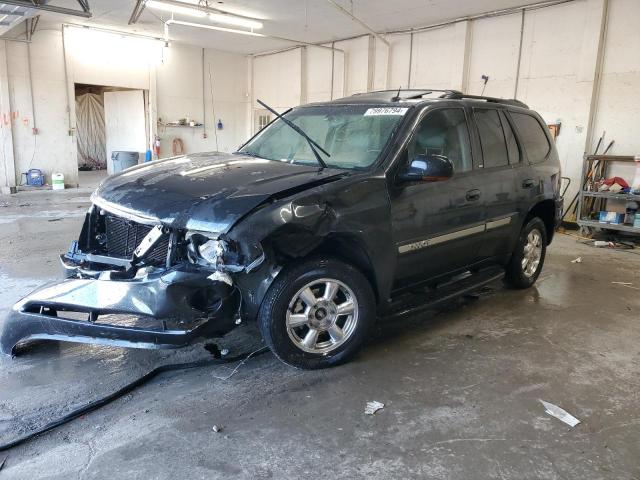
540 400 580 427
612 281 639 290
365 401 385 415
571 257 582 263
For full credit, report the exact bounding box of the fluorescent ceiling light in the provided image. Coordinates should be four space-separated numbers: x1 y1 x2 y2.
146 0 207 18
146 0 263 29
166 19 264 37
207 12 262 30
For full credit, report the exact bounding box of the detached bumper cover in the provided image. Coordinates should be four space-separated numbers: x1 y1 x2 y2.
1 264 239 355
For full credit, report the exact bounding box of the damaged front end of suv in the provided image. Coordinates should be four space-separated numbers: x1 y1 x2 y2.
0 151 357 355
1 99 404 364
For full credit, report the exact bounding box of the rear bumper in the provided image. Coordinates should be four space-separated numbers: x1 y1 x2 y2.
555 197 564 228
1 260 239 355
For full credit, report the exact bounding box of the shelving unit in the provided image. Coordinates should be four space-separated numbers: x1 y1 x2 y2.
158 122 203 128
581 191 640 201
576 155 639 236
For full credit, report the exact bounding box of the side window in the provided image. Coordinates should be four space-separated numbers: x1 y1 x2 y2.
408 108 473 174
510 113 551 163
500 112 520 164
474 109 509 168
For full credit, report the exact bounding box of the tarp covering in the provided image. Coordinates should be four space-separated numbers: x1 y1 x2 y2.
76 93 106 169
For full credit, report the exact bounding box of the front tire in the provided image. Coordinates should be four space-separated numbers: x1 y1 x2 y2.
505 217 547 289
258 257 376 369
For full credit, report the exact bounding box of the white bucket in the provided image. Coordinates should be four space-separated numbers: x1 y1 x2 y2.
52 173 65 190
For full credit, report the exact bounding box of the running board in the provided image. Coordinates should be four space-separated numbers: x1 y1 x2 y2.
384 267 505 320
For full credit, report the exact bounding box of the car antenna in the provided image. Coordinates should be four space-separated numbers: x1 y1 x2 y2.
256 99 329 169
391 86 402 102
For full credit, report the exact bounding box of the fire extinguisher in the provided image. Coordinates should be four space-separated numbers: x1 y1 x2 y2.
153 135 161 157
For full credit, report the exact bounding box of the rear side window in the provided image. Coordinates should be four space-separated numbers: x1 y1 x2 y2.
510 113 550 163
474 109 510 168
500 112 520 164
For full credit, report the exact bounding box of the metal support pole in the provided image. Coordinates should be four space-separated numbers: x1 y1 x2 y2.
514 9 525 98
407 31 414 88
0 0 91 18
325 0 389 46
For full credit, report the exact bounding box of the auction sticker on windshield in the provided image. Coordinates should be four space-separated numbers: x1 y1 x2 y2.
364 107 409 116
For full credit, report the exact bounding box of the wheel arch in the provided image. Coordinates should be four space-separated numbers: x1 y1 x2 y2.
263 227 380 303
306 234 380 303
526 199 556 244
235 229 382 322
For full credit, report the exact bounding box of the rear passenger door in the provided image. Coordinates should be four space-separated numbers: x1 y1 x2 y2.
508 111 554 209
470 108 521 261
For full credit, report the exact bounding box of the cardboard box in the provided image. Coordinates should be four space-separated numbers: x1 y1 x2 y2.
599 211 624 225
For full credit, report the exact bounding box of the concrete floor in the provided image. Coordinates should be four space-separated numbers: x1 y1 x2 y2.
0 189 639 479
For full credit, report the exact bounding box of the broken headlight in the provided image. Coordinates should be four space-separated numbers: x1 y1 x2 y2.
186 232 264 273
198 239 225 265
186 232 224 267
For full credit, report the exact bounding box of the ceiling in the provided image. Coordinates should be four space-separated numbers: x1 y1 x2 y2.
3 0 548 54
0 3 33 36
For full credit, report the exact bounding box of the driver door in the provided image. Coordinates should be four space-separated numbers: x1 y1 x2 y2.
389 107 486 289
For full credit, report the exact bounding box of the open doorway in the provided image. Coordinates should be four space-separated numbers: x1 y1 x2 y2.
75 84 107 188
74 84 148 188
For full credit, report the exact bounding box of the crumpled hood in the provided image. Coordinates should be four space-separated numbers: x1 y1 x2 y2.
92 152 346 233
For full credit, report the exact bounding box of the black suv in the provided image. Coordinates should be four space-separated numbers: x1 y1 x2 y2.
1 89 562 369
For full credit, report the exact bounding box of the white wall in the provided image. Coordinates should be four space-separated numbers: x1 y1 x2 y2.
305 45 345 103
409 23 467 91
466 13 522 97
334 36 371 96
592 0 640 180
1 0 639 205
387 33 411 90
5 31 76 186
65 26 156 90
372 38 389 91
0 41 15 189
249 44 346 132
245 0 639 215
104 89 147 174
0 28 249 189
517 1 605 202
253 48 303 110
156 44 250 155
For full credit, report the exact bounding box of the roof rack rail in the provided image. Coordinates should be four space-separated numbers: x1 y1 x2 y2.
346 90 528 108
440 91 529 108
386 89 462 101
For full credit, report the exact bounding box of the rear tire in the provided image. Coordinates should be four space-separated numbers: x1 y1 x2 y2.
505 217 547 289
258 257 376 369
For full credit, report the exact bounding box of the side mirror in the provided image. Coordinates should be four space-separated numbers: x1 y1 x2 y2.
397 154 453 183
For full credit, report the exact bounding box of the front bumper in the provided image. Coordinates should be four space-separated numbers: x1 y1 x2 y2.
0 260 239 355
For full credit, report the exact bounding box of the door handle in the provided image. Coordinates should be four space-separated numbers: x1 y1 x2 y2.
466 189 481 201
522 179 535 189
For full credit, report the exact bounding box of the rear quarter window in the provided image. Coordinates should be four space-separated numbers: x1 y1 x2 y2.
474 109 509 168
510 112 551 164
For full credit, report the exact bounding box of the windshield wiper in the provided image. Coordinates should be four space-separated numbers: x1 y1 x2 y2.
235 150 262 158
257 99 329 169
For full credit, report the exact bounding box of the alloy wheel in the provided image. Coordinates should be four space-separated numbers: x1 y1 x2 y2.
286 278 359 354
521 228 543 278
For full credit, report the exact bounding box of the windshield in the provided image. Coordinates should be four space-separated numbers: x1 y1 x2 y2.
239 105 408 169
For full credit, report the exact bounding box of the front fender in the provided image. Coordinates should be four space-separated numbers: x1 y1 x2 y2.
226 176 395 319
